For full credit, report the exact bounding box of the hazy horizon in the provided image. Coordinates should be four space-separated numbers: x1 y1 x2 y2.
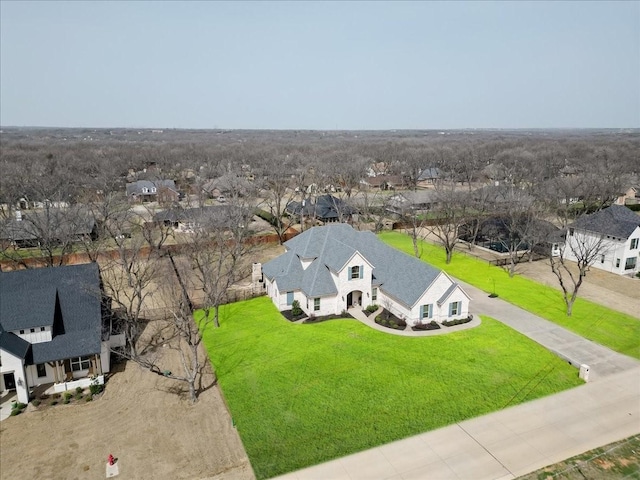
1 1 638 130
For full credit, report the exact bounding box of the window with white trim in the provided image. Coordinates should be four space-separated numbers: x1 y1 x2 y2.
421 304 433 319
616 258 620 268
600 254 605 264
371 287 377 302
631 238 639 250
313 298 320 311
625 257 637 270
71 356 91 372
350 266 360 280
37 363 47 378
449 301 460 316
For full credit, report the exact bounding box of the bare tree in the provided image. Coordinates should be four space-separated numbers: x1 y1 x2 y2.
258 153 298 244
422 187 470 264
100 207 171 356
550 229 608 316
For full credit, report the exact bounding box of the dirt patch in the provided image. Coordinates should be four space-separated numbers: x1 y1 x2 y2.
518 434 640 480
0 344 254 480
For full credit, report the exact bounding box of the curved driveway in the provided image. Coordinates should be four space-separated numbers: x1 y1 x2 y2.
274 281 640 480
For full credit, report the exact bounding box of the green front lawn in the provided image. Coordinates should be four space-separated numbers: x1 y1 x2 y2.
202 297 582 479
378 232 640 359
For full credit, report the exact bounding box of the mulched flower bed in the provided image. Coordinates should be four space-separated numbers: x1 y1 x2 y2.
442 315 473 327
303 312 355 324
375 309 407 330
412 320 441 331
281 310 307 322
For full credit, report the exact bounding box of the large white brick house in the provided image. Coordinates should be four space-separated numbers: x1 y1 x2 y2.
564 205 640 276
262 224 470 325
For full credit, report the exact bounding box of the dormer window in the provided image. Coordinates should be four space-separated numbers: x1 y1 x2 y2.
142 187 149 193
151 187 157 193
350 266 360 279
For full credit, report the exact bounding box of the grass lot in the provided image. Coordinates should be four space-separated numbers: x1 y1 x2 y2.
379 232 640 360
202 297 582 479
518 434 640 480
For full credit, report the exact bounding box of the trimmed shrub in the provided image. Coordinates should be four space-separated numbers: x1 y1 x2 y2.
375 311 407 330
85 395 93 402
291 300 302 316
442 315 474 327
50 400 58 406
31 399 41 407
63 392 73 401
89 383 104 396
365 304 379 314
10 409 22 416
76 386 83 394
412 320 441 331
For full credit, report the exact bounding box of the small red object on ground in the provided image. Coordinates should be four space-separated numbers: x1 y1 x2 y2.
108 454 115 466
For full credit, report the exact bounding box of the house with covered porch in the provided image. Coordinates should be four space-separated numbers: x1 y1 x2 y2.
0 263 124 404
262 224 470 325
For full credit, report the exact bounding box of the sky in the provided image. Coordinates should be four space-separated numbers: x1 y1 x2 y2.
1 1 638 130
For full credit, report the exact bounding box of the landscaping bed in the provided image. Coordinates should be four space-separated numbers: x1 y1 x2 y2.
280 309 306 322
375 309 406 330
412 320 440 331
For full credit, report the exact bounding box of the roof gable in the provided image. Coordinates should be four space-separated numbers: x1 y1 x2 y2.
572 205 640 239
264 224 443 306
0 264 103 363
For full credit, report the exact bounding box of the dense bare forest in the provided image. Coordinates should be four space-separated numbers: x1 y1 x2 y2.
1 127 638 205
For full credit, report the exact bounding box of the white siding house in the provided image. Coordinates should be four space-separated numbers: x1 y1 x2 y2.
0 264 124 404
564 205 640 276
262 224 470 325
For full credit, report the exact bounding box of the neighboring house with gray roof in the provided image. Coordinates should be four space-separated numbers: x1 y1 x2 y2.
262 224 470 324
126 179 179 204
565 205 640 276
0 264 125 404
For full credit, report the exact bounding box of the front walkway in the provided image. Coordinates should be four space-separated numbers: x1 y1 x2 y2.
347 307 481 337
0 391 18 422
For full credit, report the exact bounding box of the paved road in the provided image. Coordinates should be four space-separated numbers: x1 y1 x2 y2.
273 282 640 479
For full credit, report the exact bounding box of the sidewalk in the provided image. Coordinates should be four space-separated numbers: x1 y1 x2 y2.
274 365 640 480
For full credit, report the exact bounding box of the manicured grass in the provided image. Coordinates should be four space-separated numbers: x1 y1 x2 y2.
202 297 582 479
378 231 640 359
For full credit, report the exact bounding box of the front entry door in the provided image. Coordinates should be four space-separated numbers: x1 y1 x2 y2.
3 373 16 390
346 292 353 307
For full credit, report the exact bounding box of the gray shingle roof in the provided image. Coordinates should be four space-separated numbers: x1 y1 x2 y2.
126 179 177 196
572 205 640 239
263 224 442 307
0 326 31 360
0 263 103 364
